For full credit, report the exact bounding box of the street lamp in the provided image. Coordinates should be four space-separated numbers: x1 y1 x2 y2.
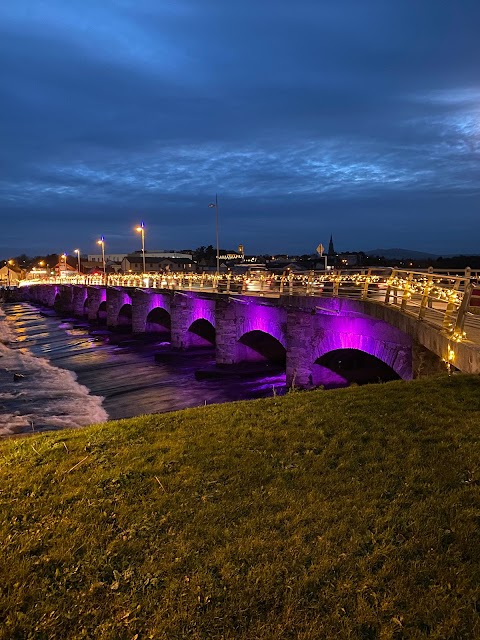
74 249 81 273
208 194 220 274
97 236 106 282
135 221 146 274
6 260 14 287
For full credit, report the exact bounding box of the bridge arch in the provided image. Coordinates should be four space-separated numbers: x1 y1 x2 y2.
97 300 107 322
170 295 216 349
312 348 401 388
117 303 133 327
145 307 171 333
238 329 286 364
83 298 89 317
312 329 412 381
188 318 216 346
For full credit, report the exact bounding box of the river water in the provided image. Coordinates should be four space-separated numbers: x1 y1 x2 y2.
0 302 286 438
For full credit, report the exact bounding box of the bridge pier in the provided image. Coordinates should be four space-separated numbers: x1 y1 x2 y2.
286 309 316 387
72 286 88 317
170 294 216 349
107 288 133 329
215 296 287 365
32 285 44 304
87 286 106 322
131 289 172 334
215 298 238 364
53 285 74 315
39 284 58 308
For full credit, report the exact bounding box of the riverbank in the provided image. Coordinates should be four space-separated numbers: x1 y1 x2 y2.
1 374 480 638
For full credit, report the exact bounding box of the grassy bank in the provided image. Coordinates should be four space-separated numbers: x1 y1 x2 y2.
1 375 480 639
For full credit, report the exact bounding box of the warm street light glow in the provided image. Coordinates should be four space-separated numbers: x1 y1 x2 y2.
135 221 146 275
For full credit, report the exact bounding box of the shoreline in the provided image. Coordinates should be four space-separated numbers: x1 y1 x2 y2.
0 303 108 437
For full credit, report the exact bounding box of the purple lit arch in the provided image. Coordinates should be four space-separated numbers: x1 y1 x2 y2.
312 314 413 380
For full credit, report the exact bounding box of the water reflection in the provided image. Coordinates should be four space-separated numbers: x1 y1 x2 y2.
1 303 287 434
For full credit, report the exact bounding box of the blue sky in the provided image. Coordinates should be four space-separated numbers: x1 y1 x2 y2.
1 0 479 256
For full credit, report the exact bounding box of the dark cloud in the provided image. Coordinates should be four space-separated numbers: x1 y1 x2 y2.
1 0 479 256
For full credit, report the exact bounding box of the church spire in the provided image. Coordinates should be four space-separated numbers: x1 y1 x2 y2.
327 234 335 256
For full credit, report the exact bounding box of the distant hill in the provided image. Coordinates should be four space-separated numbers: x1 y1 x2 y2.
366 248 439 260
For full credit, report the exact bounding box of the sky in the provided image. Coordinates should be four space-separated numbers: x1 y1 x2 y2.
1 0 480 257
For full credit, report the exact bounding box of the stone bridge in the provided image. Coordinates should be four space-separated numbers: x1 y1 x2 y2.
20 282 473 388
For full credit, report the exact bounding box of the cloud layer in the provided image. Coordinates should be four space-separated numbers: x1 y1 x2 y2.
1 0 480 255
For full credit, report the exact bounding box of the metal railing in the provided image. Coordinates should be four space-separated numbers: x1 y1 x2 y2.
19 267 477 343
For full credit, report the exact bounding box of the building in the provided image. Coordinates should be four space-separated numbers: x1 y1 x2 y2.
219 250 245 261
87 253 128 264
0 265 22 286
338 253 359 267
129 250 193 259
121 254 194 273
26 266 50 280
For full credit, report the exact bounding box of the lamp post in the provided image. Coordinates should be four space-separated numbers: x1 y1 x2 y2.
135 221 146 275
74 249 81 273
97 236 106 283
208 194 220 274
7 260 13 287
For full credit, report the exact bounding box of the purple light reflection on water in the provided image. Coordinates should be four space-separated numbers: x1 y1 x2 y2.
1 303 289 433
245 374 287 394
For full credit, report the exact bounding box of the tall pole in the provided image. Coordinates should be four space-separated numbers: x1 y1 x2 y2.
209 195 220 274
215 194 219 275
136 221 146 274
97 236 106 283
102 241 105 280
74 249 81 273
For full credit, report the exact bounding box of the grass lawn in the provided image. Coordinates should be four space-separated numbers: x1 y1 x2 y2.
1 374 480 639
